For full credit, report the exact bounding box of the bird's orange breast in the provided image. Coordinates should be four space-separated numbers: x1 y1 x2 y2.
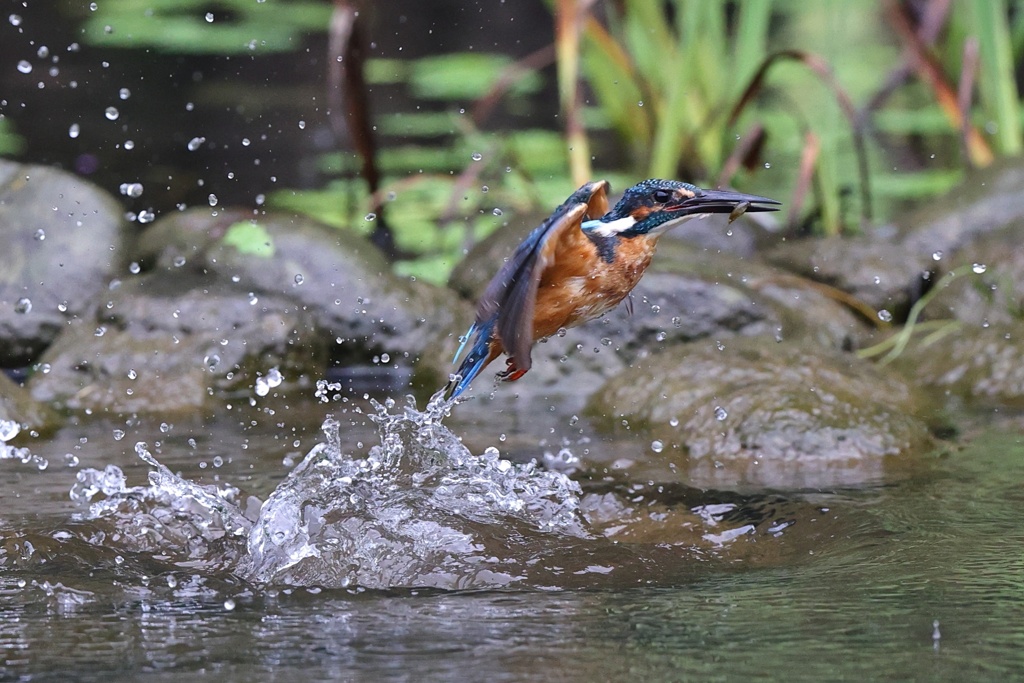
531 232 658 340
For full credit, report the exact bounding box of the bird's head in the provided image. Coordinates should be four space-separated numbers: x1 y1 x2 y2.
589 178 780 238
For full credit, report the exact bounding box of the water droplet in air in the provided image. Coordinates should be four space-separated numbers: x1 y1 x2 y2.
33 228 45 240
931 250 943 261
68 123 80 138
205 12 214 22
294 274 304 285
223 598 236 611
0 420 21 442
187 136 206 151
208 194 218 207
877 309 893 322
9 14 23 26
492 208 502 216
364 213 376 221
714 406 728 421
119 182 143 198
17 60 32 74
972 263 987 274
651 440 664 453
14 298 31 314
104 106 119 121
471 152 483 161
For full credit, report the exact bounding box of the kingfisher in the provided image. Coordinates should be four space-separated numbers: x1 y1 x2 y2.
447 179 780 398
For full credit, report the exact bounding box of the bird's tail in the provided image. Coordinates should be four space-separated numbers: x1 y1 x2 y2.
446 318 496 398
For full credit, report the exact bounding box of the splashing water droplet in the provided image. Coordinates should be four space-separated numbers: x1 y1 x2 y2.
119 182 143 198
0 420 20 442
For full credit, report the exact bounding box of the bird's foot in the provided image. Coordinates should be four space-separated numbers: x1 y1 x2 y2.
496 358 528 383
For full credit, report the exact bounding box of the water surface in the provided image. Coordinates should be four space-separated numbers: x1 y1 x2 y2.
2 391 1022 681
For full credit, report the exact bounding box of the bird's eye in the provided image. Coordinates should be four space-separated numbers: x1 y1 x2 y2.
653 189 673 203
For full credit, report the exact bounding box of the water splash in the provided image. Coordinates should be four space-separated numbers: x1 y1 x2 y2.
240 392 588 589
66 390 793 590
0 420 48 470
70 442 254 572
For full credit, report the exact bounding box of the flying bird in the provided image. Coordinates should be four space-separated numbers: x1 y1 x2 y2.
447 179 780 397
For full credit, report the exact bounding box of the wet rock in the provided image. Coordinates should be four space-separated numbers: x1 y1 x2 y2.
763 157 1024 320
586 337 935 491
0 372 58 432
0 160 129 366
133 208 471 386
924 222 1024 326
898 156 1024 258
893 322 1024 409
762 235 931 320
28 272 326 413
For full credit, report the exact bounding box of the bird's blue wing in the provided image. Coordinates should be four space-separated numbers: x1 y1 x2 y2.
475 180 610 372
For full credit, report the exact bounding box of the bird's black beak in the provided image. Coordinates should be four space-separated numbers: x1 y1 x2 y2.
669 189 781 216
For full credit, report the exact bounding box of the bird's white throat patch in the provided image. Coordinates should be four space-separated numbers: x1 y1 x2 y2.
584 212 704 237
584 215 636 237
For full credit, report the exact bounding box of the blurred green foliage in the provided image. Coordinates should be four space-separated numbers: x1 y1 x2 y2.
77 0 331 53
0 116 25 155
67 0 1024 278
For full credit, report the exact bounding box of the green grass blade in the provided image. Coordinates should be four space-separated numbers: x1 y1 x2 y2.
968 0 1022 155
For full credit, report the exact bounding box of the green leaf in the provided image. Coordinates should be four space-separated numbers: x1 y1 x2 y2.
408 53 542 101
221 221 276 257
